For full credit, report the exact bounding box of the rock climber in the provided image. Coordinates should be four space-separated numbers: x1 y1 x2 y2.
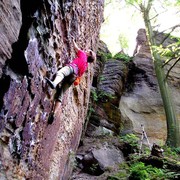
45 38 96 124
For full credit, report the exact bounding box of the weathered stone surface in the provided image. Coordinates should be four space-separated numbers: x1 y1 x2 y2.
0 0 104 179
86 123 114 137
98 59 127 98
0 0 21 78
73 29 180 179
88 49 129 135
92 145 125 170
92 40 110 87
120 29 180 144
133 28 150 58
72 136 125 179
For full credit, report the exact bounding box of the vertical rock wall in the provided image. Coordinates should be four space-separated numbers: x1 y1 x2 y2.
0 0 104 179
120 29 180 144
0 0 22 78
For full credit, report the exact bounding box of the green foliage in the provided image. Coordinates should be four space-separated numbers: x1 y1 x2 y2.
113 53 132 63
154 39 180 60
99 75 105 81
142 146 151 155
90 89 115 102
88 106 95 115
89 163 99 174
97 90 115 101
154 45 173 58
98 51 113 61
129 161 179 180
172 147 180 154
107 163 130 179
106 53 113 59
166 0 180 6
119 162 130 170
129 162 165 180
91 89 98 102
118 34 129 52
106 144 180 180
128 153 141 162
120 133 140 148
163 145 180 159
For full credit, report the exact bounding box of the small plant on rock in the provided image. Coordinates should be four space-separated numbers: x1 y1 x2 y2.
119 133 140 157
90 89 98 102
113 53 132 63
120 133 140 149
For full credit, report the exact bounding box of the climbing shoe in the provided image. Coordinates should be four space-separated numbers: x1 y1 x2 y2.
48 112 55 124
45 77 56 89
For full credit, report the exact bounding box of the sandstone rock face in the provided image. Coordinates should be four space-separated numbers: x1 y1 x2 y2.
72 29 180 179
0 0 22 78
98 59 127 98
0 0 104 179
72 45 129 179
90 57 128 133
120 29 180 144
90 41 129 129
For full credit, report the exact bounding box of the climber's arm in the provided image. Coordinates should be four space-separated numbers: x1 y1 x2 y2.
72 39 80 53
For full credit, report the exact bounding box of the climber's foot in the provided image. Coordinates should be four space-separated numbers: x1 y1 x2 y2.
48 112 55 124
45 77 56 89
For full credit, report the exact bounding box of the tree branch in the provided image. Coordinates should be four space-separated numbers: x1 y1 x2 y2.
160 24 180 44
150 8 167 21
146 0 154 13
125 0 141 11
165 57 180 79
162 57 175 68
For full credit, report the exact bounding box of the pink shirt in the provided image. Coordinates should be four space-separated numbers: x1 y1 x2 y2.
70 50 88 77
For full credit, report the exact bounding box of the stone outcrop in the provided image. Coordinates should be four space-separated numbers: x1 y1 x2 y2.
72 30 180 178
89 42 129 133
0 0 104 179
73 136 180 180
0 0 22 78
120 29 180 144
71 42 129 179
71 136 126 180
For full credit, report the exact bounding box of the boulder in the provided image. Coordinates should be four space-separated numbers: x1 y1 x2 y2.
73 137 125 178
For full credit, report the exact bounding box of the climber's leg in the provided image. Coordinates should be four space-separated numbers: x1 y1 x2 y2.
53 66 74 87
46 65 74 89
47 82 70 124
53 100 62 114
48 99 62 124
47 74 76 124
56 82 71 104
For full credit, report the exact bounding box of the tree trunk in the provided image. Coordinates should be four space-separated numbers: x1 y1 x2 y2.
142 5 180 147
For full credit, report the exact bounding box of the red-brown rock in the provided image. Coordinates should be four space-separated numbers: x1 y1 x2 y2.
0 0 104 179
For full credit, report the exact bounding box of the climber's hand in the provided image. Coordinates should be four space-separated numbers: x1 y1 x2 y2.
72 38 80 52
71 35 75 41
